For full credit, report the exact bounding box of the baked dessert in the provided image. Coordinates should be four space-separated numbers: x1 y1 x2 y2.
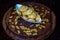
16 4 42 23
2 2 56 40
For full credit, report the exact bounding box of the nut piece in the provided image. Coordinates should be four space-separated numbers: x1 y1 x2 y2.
31 29 37 32
20 23 22 25
23 27 30 31
41 21 46 24
9 19 12 22
42 7 44 9
43 18 49 22
42 10 48 17
17 30 20 34
34 6 37 8
35 15 40 22
39 27 42 29
23 28 32 36
16 16 20 19
33 33 37 36
16 26 20 29
15 16 19 22
12 12 15 14
11 22 14 24
47 11 50 13
40 13 44 16
30 24 34 27
46 19 49 22
24 30 31 33
39 25 45 29
28 12 36 19
11 25 15 29
15 19 17 22
25 32 32 36
15 21 18 25
23 27 28 30
41 25 45 28
35 24 40 27
9 16 13 18
20 26 25 30
17 10 21 16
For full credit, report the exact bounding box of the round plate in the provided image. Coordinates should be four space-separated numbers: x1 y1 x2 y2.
2 2 56 40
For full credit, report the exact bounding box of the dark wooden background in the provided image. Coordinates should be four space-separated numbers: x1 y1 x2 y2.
0 0 60 40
